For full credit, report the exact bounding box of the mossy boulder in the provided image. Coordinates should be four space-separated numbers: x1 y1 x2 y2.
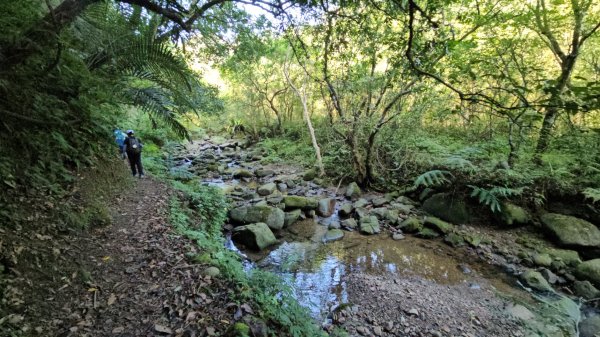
323 229 345 243
254 169 274 178
540 213 600 249
317 198 336 217
283 209 302 228
345 182 362 199
533 253 553 267
359 216 380 235
257 182 276 196
422 193 471 224
338 203 353 217
573 280 600 300
231 223 277 251
416 228 440 239
575 259 600 287
580 316 600 337
302 169 317 181
498 202 531 226
543 248 582 267
229 205 285 230
444 233 465 247
226 322 251 337
521 269 553 292
341 218 358 230
424 216 454 234
398 217 423 233
283 196 318 210
233 169 254 179
353 198 369 209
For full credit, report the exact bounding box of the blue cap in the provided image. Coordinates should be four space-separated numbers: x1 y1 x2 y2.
126 129 134 135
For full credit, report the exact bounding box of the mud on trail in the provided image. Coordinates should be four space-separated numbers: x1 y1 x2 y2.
1 177 237 337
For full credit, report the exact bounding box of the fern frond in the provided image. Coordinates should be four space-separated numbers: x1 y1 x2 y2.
442 155 476 173
468 185 524 213
583 188 600 204
413 170 453 188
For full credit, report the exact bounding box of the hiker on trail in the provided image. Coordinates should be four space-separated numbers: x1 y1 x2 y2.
123 130 145 178
114 128 127 159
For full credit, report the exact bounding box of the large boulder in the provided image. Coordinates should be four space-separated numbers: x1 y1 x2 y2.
543 248 582 267
573 280 600 300
232 223 277 251
283 196 318 210
345 182 362 199
576 259 600 287
229 205 285 230
338 203 353 217
497 202 531 226
540 213 600 249
422 193 470 224
257 183 276 196
360 216 380 235
580 316 600 337
233 169 254 179
317 198 336 217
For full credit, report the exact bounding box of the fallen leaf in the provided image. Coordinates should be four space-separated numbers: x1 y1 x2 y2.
102 256 111 262
206 327 216 335
87 288 97 292
107 293 117 306
112 327 124 333
154 324 172 334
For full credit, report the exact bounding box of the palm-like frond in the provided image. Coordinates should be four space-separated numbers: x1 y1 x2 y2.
468 185 524 213
413 170 453 188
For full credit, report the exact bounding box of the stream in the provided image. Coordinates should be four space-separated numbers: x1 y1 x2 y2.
177 138 589 337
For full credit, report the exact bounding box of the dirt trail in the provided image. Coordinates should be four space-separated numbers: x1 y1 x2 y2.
3 178 233 337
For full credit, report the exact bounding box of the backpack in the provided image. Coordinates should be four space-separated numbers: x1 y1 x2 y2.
128 137 142 154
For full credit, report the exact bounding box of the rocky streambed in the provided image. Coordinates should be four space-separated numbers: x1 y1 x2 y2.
170 137 600 337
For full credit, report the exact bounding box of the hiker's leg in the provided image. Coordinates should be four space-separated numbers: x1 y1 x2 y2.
136 154 144 176
128 154 137 176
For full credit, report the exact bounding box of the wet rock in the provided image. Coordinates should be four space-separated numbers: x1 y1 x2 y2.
580 316 600 337
505 304 535 321
341 218 358 230
398 217 423 233
540 268 559 284
233 169 254 179
371 207 389 220
424 216 454 234
416 228 440 239
540 213 600 249
306 210 316 218
257 183 276 196
283 196 318 210
324 229 345 243
543 248 582 267
229 205 285 230
360 216 380 235
392 233 405 240
384 209 400 224
284 209 302 228
575 259 600 287
444 233 465 247
497 202 531 226
345 182 362 199
303 169 317 181
328 221 341 229
355 207 369 220
317 198 336 217
266 195 283 204
338 203 353 217
533 253 553 267
573 280 600 299
422 193 471 224
353 198 369 209
254 168 274 177
458 264 472 274
464 234 482 247
276 183 287 193
520 269 553 292
232 223 277 251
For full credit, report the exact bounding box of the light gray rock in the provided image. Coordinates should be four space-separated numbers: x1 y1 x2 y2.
232 223 277 251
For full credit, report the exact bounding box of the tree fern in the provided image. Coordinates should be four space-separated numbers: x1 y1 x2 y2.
413 170 453 188
468 185 524 213
441 155 476 173
583 188 600 204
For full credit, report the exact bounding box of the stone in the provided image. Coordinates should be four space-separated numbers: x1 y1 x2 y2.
303 169 317 181
444 233 465 247
353 198 369 209
521 269 553 292
384 209 400 224
422 193 471 224
424 216 454 234
355 207 369 220
266 195 283 204
229 205 285 230
255 169 274 177
371 207 389 220
360 216 380 235
540 268 559 284
543 248 582 267
392 233 405 240
341 218 358 230
233 169 254 179
533 253 553 267
232 223 277 251
505 304 535 321
345 182 362 199
416 228 440 239
372 197 388 207
202 267 221 277
338 203 353 217
498 202 531 226
283 196 318 210
576 259 600 287
276 183 288 193
328 221 341 229
580 316 600 337
398 217 423 233
389 203 414 214
540 213 600 249
464 235 482 247
257 183 276 196
573 280 600 300
284 209 302 228
317 198 336 217
323 229 345 243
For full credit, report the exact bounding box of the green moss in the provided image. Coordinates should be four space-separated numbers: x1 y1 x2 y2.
399 217 423 233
